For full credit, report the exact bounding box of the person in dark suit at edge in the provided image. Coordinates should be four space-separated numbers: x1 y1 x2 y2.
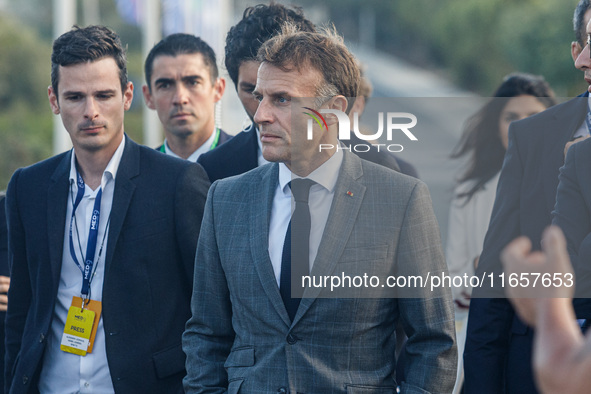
464 1 591 392
4 25 209 393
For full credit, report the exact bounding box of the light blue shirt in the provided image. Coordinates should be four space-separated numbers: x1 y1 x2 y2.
268 149 343 286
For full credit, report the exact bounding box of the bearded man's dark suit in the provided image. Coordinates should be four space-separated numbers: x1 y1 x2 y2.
465 95 591 394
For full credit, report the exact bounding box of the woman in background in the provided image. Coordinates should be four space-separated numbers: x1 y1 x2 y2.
446 72 556 393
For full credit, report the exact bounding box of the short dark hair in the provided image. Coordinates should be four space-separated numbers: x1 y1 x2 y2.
144 33 218 90
257 24 360 113
224 2 315 87
574 0 591 47
51 25 128 95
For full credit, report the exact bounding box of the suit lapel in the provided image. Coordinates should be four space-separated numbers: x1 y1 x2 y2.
293 152 366 325
104 136 139 277
543 96 587 213
47 152 72 289
248 164 292 326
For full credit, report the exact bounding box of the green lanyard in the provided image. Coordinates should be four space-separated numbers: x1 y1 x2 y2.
159 128 221 153
209 127 221 150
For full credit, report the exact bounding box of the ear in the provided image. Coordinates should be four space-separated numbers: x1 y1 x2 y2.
322 96 348 126
331 95 348 112
48 86 60 115
123 82 134 111
142 84 156 110
213 77 226 103
572 41 583 63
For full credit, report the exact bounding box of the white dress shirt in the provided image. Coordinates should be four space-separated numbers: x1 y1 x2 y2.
163 126 217 162
268 149 343 286
38 137 125 394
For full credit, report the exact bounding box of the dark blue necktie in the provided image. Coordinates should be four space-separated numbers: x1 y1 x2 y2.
280 178 315 322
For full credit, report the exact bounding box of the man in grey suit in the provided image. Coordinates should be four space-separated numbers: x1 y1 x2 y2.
183 24 456 393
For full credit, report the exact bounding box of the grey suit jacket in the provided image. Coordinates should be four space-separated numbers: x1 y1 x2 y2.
183 151 456 393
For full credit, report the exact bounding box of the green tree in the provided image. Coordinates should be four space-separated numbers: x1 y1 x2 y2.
0 15 53 191
498 0 581 96
300 0 583 95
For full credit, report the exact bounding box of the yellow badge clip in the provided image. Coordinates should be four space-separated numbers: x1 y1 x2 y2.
60 296 102 356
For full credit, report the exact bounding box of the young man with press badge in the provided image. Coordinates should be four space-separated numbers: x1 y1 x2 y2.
5 25 209 393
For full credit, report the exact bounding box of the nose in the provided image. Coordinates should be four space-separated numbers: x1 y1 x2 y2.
253 98 272 125
575 44 591 70
84 98 99 120
172 84 189 105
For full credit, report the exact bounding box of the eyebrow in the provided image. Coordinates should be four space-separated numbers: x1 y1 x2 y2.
181 75 204 82
154 75 206 86
96 89 117 95
62 89 117 96
253 90 290 98
239 82 256 89
61 90 83 96
154 77 175 86
270 91 291 101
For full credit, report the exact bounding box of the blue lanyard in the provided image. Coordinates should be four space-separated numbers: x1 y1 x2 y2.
69 172 102 297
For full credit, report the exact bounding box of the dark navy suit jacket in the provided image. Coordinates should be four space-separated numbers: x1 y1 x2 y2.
0 195 8 390
197 125 259 183
4 136 210 393
198 124 419 183
465 95 590 394
553 136 591 298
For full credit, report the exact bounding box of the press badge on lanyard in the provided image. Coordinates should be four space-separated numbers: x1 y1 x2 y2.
60 172 105 356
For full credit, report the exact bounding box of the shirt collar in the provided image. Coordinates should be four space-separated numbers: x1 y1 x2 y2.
69 136 126 191
163 126 217 162
278 148 343 195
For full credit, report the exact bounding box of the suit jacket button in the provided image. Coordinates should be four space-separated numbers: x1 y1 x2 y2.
286 334 297 345
22 375 28 384
277 388 287 393
39 333 45 343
